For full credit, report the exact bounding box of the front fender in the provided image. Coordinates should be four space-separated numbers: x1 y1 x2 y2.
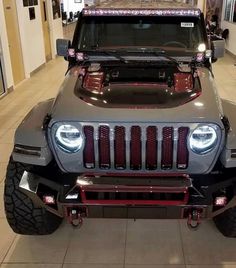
13 99 54 166
220 99 236 168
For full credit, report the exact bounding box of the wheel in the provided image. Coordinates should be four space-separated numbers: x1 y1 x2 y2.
214 207 236 237
162 41 187 48
4 157 62 235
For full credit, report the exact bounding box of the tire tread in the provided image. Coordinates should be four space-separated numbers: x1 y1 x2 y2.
4 158 62 235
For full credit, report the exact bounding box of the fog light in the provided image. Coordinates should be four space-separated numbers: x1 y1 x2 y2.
43 195 56 205
76 178 93 186
214 196 227 207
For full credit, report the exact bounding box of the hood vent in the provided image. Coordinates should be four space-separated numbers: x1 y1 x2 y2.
83 72 104 93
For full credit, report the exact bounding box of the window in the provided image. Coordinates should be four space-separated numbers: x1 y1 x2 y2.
224 0 236 22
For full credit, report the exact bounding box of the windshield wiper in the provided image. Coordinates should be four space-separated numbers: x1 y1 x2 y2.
105 47 179 66
80 47 179 66
126 47 180 66
81 48 129 64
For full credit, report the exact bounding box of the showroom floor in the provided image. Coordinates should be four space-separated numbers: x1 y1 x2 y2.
0 53 236 268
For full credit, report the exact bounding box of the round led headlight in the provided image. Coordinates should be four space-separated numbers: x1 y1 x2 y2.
55 125 83 153
190 125 218 154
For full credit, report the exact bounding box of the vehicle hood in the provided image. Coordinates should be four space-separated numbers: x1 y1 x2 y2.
50 67 223 126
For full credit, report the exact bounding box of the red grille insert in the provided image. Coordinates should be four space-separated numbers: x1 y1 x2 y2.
99 126 110 169
130 126 142 170
161 127 173 169
177 127 189 169
83 126 95 169
114 126 126 169
146 126 157 170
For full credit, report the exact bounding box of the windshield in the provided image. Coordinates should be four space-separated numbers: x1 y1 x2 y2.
76 15 205 52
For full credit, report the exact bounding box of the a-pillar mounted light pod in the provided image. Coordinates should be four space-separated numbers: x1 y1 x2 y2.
214 196 227 207
76 52 84 61
196 53 204 62
68 48 76 57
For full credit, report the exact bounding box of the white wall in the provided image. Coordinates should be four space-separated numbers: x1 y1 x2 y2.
197 0 206 14
0 1 14 89
221 20 236 55
47 0 64 58
221 0 236 56
0 0 63 93
15 1 45 78
63 0 85 17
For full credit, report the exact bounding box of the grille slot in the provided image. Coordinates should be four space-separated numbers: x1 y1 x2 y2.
83 125 189 171
146 126 157 170
83 126 95 169
177 127 189 169
98 126 110 169
130 126 142 170
114 126 126 169
161 127 174 169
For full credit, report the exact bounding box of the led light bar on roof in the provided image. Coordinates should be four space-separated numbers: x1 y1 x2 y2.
83 8 201 17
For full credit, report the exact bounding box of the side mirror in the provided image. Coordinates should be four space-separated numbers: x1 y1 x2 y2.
56 39 71 57
211 38 225 59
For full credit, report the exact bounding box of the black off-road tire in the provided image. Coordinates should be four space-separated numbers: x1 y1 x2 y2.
4 158 62 235
214 207 236 237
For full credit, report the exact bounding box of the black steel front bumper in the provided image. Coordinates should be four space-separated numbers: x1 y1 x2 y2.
19 171 236 220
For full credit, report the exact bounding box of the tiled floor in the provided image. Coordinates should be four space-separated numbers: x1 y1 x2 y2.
1 45 236 268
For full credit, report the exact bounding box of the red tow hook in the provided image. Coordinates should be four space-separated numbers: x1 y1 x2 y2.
68 208 83 228
187 209 202 230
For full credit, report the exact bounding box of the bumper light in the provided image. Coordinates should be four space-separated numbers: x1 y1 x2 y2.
214 196 227 207
43 195 56 205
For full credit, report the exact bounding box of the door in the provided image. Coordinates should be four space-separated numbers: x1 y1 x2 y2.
0 42 5 96
3 0 25 85
40 0 52 61
0 60 5 96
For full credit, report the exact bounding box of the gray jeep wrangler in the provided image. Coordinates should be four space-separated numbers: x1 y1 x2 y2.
4 8 236 237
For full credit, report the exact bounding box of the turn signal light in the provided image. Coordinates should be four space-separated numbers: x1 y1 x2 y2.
83 72 104 93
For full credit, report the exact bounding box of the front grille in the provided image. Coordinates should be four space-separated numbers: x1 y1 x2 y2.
83 125 189 171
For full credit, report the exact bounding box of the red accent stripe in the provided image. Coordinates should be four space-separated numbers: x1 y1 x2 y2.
99 126 111 169
161 127 173 169
146 126 157 170
130 126 142 170
83 126 95 169
177 127 189 169
114 126 126 169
